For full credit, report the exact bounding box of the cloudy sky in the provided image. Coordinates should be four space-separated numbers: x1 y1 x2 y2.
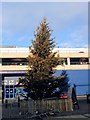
0 1 88 48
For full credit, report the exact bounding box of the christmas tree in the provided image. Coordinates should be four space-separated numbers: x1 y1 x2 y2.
18 17 69 100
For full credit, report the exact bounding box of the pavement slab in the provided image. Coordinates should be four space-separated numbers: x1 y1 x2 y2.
53 115 88 118
83 114 90 118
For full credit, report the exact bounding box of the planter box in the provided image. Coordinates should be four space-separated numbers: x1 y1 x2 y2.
27 99 73 112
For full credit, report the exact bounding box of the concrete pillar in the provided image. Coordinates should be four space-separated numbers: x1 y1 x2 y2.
67 57 70 65
0 87 2 99
89 58 90 64
0 58 2 66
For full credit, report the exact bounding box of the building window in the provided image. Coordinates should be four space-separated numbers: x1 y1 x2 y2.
79 58 89 65
2 58 28 66
9 80 14 85
4 80 8 85
70 58 89 65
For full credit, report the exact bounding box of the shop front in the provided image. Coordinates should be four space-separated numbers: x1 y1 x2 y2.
1 71 25 100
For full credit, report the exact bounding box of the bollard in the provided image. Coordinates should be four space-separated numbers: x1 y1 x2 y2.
5 99 8 108
18 96 20 107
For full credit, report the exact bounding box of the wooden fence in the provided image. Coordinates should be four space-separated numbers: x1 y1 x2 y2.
2 98 73 119
21 98 73 114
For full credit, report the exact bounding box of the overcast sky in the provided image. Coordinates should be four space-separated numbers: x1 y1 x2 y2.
0 1 88 48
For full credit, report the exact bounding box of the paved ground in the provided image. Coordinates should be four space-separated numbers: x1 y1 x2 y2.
43 115 90 120
0 98 90 119
54 115 89 118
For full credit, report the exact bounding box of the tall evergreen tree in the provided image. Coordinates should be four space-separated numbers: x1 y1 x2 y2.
27 17 60 81
18 18 69 100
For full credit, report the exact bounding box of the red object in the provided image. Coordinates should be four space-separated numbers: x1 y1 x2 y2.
59 94 68 99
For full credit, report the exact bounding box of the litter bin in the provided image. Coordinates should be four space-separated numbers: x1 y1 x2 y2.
87 94 90 103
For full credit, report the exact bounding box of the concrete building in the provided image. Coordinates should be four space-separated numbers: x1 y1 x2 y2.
0 46 89 99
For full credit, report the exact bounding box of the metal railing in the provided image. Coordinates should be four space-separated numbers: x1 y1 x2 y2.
70 62 89 65
2 62 28 66
1 62 89 66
